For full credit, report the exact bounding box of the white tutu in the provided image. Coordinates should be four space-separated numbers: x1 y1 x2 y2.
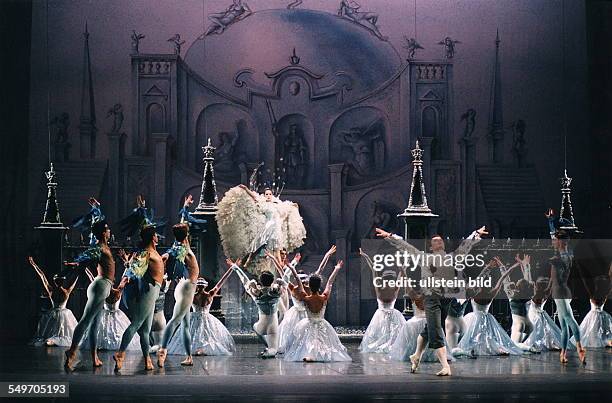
388 305 454 362
453 301 523 356
572 302 611 348
360 300 405 353
31 302 77 347
278 298 307 353
167 305 235 356
81 301 140 350
283 304 351 362
524 300 573 351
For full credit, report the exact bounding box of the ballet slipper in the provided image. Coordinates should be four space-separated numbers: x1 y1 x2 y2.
144 355 154 371
181 356 193 366
559 352 568 364
157 348 167 368
436 366 452 376
113 351 126 371
45 339 56 347
302 357 315 362
409 353 420 373
64 349 78 371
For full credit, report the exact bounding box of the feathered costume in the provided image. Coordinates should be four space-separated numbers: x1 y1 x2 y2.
217 186 306 274
71 203 105 246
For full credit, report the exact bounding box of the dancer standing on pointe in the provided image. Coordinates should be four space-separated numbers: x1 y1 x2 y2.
359 248 405 354
64 220 115 370
28 257 80 347
376 225 487 376
545 208 586 365
157 223 201 367
113 224 164 371
230 259 286 358
283 260 351 362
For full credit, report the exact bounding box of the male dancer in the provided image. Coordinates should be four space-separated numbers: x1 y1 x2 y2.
64 220 116 370
230 260 286 358
113 225 164 371
157 223 200 367
376 225 487 376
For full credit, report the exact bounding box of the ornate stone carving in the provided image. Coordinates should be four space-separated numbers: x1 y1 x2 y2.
203 0 252 37
403 36 423 59
437 36 460 59
106 103 124 133
337 0 387 41
131 30 145 54
167 34 185 55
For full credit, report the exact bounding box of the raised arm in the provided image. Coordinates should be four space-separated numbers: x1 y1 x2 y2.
454 226 487 255
238 184 258 202
314 245 336 275
210 267 234 298
545 208 556 239
323 260 344 297
66 274 80 294
376 228 421 255
28 257 51 297
359 248 376 275
491 264 516 297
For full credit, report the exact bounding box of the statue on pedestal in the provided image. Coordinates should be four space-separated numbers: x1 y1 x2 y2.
131 30 145 54
203 0 252 37
106 103 124 134
338 0 387 41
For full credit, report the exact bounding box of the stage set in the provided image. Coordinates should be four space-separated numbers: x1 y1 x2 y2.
1 0 611 402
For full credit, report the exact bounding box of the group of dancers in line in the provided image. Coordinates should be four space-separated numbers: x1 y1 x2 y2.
28 188 611 374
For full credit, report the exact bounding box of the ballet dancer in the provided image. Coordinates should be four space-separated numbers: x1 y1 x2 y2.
157 223 201 367
64 220 115 370
113 225 164 371
283 260 351 362
523 277 569 351
501 255 535 349
545 208 586 364
80 275 140 350
28 257 80 347
359 248 405 354
272 245 337 353
230 259 286 358
452 258 523 357
376 226 487 376
165 269 235 357
70 197 104 246
574 275 611 348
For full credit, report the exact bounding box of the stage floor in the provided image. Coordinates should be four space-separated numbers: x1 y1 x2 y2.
0 342 610 402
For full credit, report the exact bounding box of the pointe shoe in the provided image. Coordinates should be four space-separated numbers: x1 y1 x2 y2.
261 349 277 359
144 356 154 371
436 366 452 376
409 353 420 374
64 350 77 371
559 353 568 364
181 356 193 366
113 351 126 371
157 348 167 368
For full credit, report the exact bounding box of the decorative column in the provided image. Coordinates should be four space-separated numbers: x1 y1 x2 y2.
78 23 97 159
35 164 69 311
191 139 223 320
460 135 478 230
558 169 579 231
487 30 504 164
397 140 438 248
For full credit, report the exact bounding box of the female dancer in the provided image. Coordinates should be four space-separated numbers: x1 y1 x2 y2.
359 248 405 354
270 246 337 353
452 258 524 357
523 277 568 351
29 257 79 347
81 276 141 350
546 209 586 364
283 260 352 362
574 275 611 348
165 269 235 358
501 255 535 349
230 259 285 358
